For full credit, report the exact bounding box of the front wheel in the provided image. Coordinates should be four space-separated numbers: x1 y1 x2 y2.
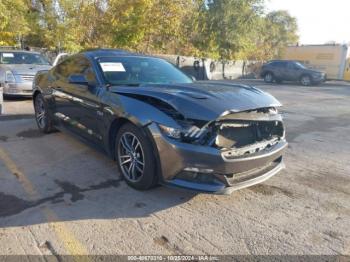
115 123 158 190
300 75 312 86
34 93 55 133
264 72 274 83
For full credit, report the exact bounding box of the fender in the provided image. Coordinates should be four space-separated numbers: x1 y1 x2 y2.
102 94 182 129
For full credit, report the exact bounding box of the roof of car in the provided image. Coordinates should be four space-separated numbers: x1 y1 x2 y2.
268 60 297 63
0 49 41 54
81 48 150 59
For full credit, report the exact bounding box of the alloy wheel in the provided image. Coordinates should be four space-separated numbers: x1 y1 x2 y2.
118 132 145 182
35 96 46 129
265 73 273 83
301 76 311 86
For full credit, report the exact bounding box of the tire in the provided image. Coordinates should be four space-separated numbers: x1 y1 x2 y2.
264 72 274 83
34 93 55 133
300 75 312 86
115 123 158 190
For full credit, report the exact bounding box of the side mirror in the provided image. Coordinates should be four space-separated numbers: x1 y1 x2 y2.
190 75 196 81
68 74 88 86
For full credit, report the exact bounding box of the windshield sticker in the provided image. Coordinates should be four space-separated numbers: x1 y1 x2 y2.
3 53 14 58
100 62 126 72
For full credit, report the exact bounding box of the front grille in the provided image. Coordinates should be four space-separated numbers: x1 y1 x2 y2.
214 120 284 149
20 75 35 82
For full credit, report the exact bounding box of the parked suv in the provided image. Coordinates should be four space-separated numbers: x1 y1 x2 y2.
0 50 51 96
261 60 326 86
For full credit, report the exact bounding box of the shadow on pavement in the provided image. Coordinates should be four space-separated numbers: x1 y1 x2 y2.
0 125 199 227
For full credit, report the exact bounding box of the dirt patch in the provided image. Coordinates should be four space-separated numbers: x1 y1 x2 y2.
154 236 183 254
0 179 122 218
12 172 20 179
296 170 350 196
134 202 147 208
16 129 44 139
154 236 169 246
323 230 343 241
54 181 85 202
248 184 294 198
0 193 33 217
0 136 8 142
286 114 350 143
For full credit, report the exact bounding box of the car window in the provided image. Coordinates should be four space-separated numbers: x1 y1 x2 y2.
269 61 286 68
98 56 192 85
53 56 97 84
0 52 50 65
55 54 69 65
53 59 72 79
294 62 307 69
287 62 297 69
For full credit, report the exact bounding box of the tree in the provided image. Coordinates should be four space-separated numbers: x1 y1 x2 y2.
0 0 299 61
192 0 265 60
0 0 30 46
258 10 299 60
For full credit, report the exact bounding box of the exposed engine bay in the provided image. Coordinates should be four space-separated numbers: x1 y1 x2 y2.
167 107 285 158
115 91 285 159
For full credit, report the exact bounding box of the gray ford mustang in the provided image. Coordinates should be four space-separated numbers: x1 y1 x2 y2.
33 49 287 194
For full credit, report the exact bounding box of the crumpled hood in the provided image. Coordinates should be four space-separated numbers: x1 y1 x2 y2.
3 64 52 75
111 81 282 121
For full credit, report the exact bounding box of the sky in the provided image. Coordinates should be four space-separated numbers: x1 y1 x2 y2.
266 0 350 45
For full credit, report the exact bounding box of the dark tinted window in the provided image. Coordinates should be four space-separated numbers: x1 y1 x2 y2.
293 62 307 69
54 59 72 78
269 61 287 68
53 56 96 84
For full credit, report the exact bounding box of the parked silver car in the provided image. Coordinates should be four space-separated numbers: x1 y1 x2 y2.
0 50 52 96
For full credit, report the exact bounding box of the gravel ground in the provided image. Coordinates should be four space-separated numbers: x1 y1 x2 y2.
0 80 349 256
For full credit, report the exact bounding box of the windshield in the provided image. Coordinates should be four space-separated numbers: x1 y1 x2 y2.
98 56 192 86
0 52 50 65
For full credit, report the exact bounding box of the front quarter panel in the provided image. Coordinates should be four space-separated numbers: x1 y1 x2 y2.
33 70 57 119
101 92 182 128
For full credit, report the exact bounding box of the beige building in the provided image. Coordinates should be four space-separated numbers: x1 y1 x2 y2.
282 44 350 80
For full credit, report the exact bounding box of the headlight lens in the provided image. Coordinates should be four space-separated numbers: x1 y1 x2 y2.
158 123 206 141
158 124 182 139
5 71 16 83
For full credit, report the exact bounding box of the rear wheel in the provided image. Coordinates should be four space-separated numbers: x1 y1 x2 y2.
264 72 274 83
300 75 312 86
34 93 55 133
115 123 158 190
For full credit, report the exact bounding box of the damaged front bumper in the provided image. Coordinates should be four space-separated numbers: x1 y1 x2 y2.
148 122 287 194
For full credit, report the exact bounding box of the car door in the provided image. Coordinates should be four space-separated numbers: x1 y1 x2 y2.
282 62 297 81
289 62 303 81
70 57 105 143
272 61 287 80
50 58 75 124
52 55 104 143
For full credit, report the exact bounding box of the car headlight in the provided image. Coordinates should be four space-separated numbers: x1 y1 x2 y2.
158 124 206 141
158 124 182 139
5 71 16 83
